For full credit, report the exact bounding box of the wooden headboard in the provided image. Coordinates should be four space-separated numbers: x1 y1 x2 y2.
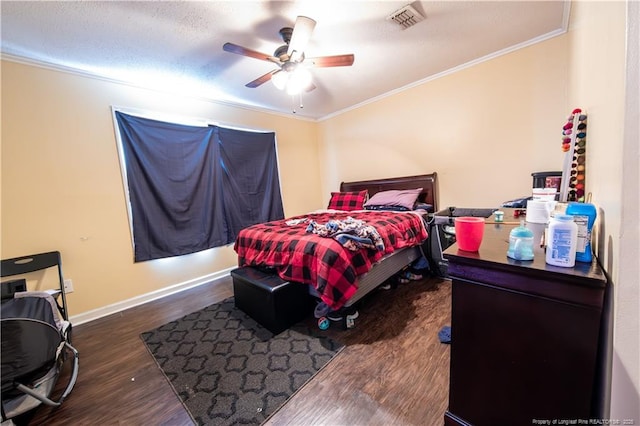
340 172 438 213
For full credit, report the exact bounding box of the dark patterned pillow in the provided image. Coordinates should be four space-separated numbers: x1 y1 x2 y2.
364 204 411 212
327 190 368 211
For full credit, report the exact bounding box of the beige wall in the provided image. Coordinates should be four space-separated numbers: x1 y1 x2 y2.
317 0 637 418
318 35 570 210
1 60 321 317
566 0 639 420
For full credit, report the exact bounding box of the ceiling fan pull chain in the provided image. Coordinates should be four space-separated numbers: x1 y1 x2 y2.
291 93 305 114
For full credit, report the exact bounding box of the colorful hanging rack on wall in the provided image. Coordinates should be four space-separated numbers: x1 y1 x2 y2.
559 108 587 202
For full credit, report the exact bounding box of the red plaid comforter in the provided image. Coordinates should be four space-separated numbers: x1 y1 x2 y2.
234 210 428 310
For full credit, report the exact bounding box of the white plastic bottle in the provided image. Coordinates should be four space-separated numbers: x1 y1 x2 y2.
546 214 578 267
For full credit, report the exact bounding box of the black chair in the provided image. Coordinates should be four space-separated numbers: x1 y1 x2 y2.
1 251 70 322
1 251 79 422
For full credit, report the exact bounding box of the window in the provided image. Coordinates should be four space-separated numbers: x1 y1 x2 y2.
113 110 284 262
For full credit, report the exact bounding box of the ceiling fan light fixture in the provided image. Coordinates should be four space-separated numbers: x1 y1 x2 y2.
285 67 312 95
272 70 289 90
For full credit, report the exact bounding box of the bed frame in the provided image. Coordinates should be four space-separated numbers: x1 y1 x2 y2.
340 172 438 213
336 172 438 308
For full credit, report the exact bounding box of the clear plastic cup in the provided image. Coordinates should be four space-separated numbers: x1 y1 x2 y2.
454 217 485 252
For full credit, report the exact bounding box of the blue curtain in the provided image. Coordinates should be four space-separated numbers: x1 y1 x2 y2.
115 111 283 262
218 127 284 240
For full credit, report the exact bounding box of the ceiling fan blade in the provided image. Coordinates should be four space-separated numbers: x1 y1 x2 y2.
223 42 281 64
245 70 277 88
287 16 316 61
305 83 317 93
307 54 355 67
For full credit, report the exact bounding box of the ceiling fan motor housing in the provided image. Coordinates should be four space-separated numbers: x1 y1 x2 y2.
282 61 300 72
274 45 289 61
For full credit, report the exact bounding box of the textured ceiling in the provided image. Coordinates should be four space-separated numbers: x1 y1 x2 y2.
1 1 568 120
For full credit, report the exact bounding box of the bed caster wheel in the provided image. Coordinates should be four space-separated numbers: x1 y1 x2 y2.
318 317 330 330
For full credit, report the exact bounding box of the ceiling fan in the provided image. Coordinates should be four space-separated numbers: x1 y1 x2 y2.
223 16 355 95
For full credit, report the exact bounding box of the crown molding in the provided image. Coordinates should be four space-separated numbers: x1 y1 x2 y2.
0 52 316 122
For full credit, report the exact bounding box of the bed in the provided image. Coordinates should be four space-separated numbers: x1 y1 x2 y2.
233 173 438 316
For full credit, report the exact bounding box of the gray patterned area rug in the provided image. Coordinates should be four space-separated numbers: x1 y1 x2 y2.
141 297 344 425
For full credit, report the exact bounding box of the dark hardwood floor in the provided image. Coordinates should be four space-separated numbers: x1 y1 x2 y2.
21 275 451 426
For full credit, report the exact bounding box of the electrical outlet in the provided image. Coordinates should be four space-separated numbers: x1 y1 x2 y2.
63 278 74 293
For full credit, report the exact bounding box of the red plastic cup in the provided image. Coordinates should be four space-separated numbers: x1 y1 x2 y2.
454 217 485 252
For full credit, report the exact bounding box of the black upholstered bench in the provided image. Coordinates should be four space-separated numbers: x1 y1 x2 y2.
230 267 312 334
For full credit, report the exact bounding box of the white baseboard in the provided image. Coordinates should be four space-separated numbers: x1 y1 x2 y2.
69 267 235 326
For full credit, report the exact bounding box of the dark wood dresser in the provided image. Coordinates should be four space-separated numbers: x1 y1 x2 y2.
443 216 608 426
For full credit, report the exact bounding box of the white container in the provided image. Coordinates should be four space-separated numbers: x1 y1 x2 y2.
546 214 578 267
526 199 556 224
532 187 557 201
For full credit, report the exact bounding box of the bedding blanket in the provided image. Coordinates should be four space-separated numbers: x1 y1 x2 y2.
234 210 428 310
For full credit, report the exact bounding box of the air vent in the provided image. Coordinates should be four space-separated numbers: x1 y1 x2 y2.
387 4 425 30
